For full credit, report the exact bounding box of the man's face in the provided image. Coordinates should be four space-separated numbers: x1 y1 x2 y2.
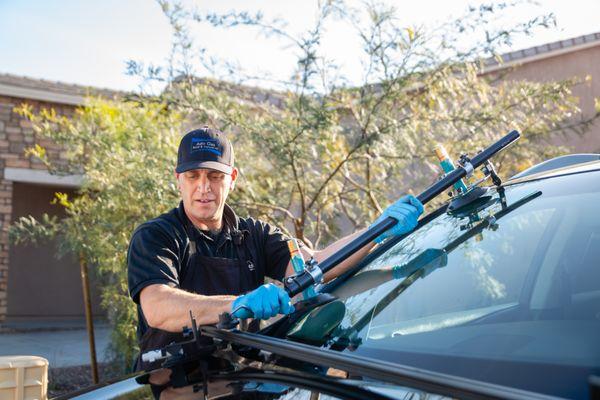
176 167 238 230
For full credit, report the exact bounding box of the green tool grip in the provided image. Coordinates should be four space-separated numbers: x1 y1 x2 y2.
435 144 468 193
288 239 317 299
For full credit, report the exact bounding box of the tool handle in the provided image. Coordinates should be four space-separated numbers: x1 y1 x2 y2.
285 130 520 297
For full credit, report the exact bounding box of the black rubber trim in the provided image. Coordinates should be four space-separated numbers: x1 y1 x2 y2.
213 370 396 400
200 326 560 400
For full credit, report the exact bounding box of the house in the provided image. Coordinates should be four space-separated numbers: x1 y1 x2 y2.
484 32 600 152
0 75 120 326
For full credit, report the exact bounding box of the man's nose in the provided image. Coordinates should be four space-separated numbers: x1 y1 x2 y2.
197 176 211 193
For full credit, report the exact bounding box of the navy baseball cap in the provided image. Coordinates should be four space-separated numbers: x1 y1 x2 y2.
176 126 234 174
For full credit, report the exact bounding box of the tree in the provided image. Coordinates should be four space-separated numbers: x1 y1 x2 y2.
10 0 597 368
142 0 594 246
11 99 183 369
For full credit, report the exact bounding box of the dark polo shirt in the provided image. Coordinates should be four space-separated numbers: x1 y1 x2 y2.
127 202 291 340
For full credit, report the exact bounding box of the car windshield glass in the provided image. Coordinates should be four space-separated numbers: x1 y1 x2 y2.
290 170 600 399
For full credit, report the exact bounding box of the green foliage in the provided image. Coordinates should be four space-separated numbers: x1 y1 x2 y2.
11 1 598 370
11 99 183 370
150 0 595 246
9 214 59 246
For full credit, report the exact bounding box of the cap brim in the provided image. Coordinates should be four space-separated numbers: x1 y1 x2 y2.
176 161 233 174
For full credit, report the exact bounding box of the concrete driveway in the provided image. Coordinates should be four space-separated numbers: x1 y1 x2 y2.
0 324 111 367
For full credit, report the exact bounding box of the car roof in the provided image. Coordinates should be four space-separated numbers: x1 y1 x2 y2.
506 158 600 186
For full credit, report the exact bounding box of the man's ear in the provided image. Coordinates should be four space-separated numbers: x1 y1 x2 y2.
175 171 181 191
230 167 238 190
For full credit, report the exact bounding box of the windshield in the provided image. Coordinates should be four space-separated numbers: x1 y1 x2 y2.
293 170 600 399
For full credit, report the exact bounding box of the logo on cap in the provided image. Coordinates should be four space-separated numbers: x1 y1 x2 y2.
191 138 222 156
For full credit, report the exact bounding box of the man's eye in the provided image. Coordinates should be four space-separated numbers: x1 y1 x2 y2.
209 173 224 180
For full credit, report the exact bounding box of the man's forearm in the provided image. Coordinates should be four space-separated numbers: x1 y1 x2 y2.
140 284 236 332
314 228 375 282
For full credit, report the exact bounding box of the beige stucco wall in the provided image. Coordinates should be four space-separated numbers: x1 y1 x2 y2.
490 44 600 152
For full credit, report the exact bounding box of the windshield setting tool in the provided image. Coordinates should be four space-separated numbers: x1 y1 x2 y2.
284 130 521 298
435 145 489 210
435 132 506 213
438 146 505 213
446 153 489 212
329 189 541 353
449 186 508 231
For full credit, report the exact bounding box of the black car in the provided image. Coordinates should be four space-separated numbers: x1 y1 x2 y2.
62 153 600 400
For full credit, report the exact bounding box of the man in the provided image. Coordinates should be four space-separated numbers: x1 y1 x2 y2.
127 126 423 371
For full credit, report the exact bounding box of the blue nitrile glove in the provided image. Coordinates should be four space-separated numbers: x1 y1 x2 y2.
372 195 424 244
231 283 295 320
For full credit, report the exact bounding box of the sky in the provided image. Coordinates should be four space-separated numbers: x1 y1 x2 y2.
1 0 600 92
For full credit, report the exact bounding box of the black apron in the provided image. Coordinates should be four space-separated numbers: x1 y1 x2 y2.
135 225 260 372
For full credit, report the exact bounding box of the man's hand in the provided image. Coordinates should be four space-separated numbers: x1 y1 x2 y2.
372 195 424 244
231 283 294 319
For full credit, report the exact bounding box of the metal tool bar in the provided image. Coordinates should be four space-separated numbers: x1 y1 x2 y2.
284 130 520 297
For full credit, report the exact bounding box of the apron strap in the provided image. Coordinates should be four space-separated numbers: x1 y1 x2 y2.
231 228 262 332
231 228 261 290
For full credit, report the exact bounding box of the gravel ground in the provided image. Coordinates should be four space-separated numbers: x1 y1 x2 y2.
48 363 122 398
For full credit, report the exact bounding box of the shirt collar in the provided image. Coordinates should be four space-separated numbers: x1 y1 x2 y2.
178 202 242 243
